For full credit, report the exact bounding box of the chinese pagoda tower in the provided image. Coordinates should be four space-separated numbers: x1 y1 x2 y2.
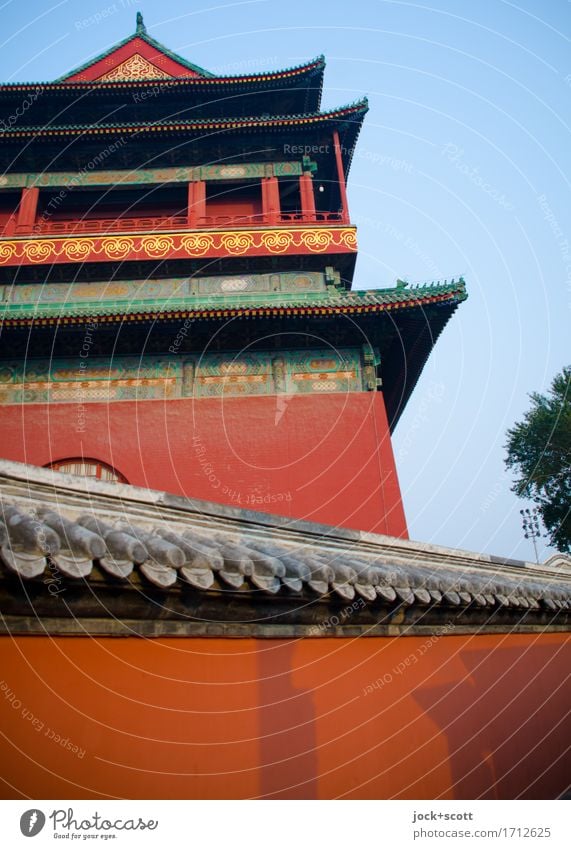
0 14 466 537
2 15 570 808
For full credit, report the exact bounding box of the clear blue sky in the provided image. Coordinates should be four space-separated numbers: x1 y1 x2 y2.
1 0 569 562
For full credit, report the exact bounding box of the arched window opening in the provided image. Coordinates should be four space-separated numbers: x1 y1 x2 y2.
47 458 127 483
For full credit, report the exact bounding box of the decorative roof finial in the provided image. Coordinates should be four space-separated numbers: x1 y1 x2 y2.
136 12 146 34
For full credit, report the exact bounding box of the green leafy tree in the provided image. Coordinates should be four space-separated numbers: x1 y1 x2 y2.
505 366 571 553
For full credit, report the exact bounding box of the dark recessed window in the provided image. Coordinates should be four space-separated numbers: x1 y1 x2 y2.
47 458 127 483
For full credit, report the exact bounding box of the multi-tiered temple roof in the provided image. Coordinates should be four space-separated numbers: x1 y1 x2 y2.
0 15 362 187
0 14 466 428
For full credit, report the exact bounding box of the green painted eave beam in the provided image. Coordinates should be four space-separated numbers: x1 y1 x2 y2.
1 160 310 190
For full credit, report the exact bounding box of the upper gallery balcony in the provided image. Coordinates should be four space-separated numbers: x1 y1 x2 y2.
0 158 350 236
10 210 345 237
0 167 356 268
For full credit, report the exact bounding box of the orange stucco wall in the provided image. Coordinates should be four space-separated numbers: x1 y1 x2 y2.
0 393 407 536
0 632 568 799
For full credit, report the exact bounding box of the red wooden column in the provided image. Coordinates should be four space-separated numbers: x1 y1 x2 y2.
261 179 268 222
299 172 316 221
187 181 206 227
262 176 280 224
333 130 349 224
16 186 39 232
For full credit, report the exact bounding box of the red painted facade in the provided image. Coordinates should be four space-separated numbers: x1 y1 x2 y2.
0 393 407 536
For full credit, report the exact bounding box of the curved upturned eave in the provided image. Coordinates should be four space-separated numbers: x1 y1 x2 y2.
0 280 467 323
0 98 367 135
0 99 367 177
0 282 467 430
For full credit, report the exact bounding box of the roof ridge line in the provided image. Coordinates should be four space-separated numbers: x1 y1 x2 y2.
0 56 326 90
213 54 325 81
